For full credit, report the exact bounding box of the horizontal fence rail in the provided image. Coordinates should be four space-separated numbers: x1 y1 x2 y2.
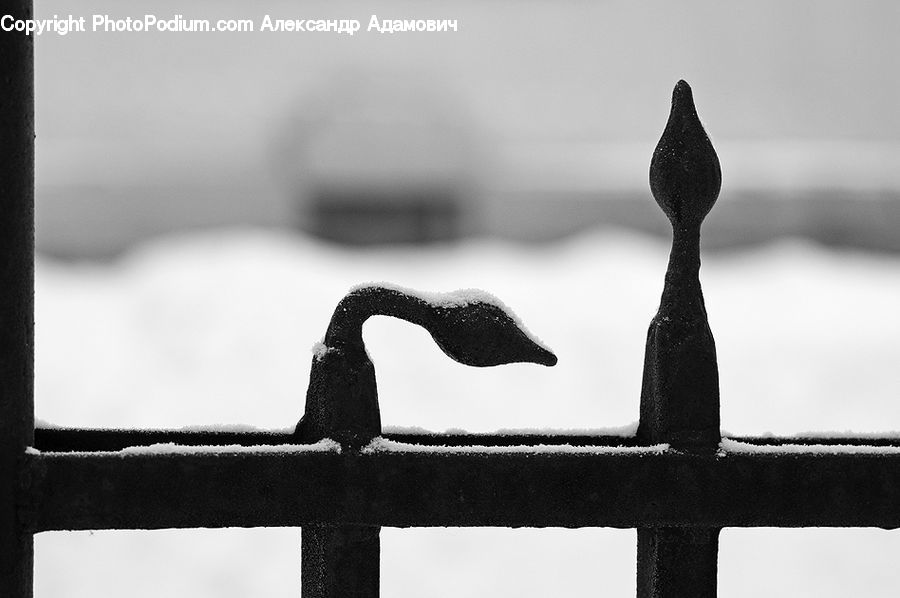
35 427 900 451
25 437 900 532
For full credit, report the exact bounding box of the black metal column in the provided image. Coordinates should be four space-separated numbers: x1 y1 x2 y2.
296 283 556 597
637 528 719 598
298 308 383 598
636 80 722 598
0 1 35 597
302 525 380 598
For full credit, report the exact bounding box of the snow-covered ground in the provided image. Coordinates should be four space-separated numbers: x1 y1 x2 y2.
33 229 900 596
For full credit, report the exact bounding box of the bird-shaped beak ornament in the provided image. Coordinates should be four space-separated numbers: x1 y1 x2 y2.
296 284 557 449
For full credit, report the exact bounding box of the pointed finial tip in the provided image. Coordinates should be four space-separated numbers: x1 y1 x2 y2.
671 80 695 113
650 80 721 225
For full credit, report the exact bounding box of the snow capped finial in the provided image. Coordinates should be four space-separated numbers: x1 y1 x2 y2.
638 81 721 450
298 284 557 450
649 80 721 227
324 284 557 367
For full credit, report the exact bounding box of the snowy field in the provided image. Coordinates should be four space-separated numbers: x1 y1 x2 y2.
33 229 900 596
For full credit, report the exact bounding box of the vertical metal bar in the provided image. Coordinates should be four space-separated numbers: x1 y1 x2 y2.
0 1 35 597
297 301 383 598
636 81 721 598
302 525 380 598
637 528 719 598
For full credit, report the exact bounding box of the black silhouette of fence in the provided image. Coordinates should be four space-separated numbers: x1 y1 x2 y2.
4 6 900 595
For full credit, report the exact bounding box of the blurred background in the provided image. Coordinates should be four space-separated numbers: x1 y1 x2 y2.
35 0 900 258
29 0 900 596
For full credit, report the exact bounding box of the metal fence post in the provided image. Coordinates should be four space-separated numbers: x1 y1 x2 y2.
636 80 721 597
297 291 384 598
296 285 556 596
0 1 36 597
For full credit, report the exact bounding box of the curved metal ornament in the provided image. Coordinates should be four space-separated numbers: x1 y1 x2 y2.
298 285 557 450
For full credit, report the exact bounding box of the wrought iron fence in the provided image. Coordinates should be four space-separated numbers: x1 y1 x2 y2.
4 5 900 596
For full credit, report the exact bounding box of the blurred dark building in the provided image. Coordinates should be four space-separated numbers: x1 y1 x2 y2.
278 72 482 245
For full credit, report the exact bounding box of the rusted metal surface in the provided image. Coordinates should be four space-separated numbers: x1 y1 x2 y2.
0 2 34 597
27 448 900 532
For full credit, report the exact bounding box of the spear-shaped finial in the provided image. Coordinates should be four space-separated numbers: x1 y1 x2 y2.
650 80 721 227
637 80 721 449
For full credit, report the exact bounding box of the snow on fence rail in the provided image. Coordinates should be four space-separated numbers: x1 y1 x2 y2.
3 21 900 597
